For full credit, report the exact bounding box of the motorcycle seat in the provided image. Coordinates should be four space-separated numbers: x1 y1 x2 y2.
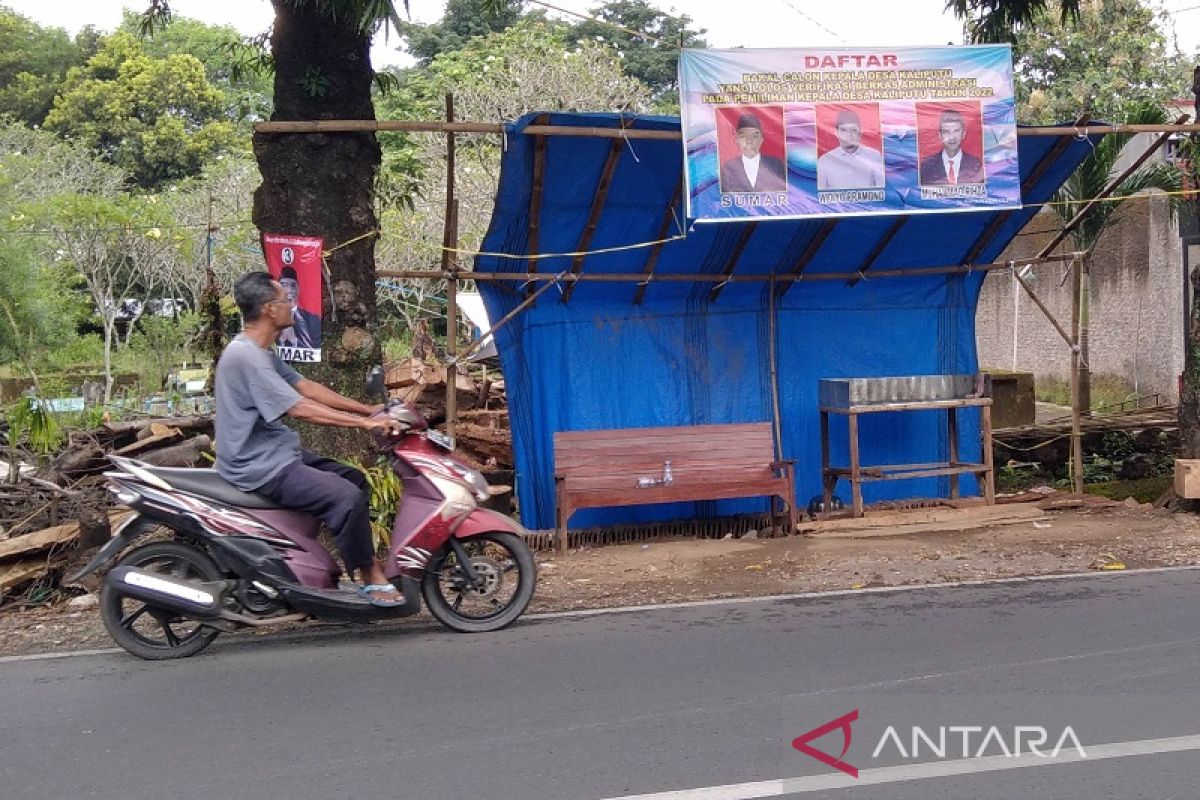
142 465 284 510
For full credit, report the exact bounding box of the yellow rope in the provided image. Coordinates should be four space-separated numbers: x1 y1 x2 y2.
441 232 688 260
322 228 380 256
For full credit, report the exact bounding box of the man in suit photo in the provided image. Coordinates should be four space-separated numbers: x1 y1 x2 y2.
919 109 985 186
276 266 322 350
816 108 885 190
719 112 788 194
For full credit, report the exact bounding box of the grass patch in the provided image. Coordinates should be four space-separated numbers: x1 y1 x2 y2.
1035 374 1140 412
1083 476 1171 504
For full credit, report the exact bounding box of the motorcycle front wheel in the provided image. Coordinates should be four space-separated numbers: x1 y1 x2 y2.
99 540 222 660
422 531 536 633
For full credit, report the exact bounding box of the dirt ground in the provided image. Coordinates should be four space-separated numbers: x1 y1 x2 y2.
3 503 1199 658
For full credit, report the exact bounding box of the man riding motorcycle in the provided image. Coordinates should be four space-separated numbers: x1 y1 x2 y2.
216 271 402 606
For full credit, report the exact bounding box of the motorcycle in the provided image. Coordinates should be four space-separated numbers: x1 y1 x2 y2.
68 368 536 660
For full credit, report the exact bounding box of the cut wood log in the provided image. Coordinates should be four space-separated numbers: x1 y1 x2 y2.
103 415 212 438
137 435 213 467
114 429 183 456
454 423 514 468
53 444 106 476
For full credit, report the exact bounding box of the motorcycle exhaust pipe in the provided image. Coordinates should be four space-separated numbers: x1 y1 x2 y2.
105 566 224 620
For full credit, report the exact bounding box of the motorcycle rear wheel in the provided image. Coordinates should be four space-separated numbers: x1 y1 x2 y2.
422 531 536 633
99 540 222 660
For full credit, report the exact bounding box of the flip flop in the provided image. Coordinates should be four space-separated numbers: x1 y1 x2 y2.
357 583 404 608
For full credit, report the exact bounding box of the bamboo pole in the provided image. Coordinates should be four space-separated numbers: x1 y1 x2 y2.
1070 254 1084 494
452 274 567 364
442 95 459 444
378 252 1082 284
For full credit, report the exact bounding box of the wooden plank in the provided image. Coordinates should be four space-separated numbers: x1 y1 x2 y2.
0 558 57 592
850 465 991 482
554 423 773 444
0 510 132 561
566 480 789 509
556 449 775 471
0 520 81 560
821 398 993 414
948 406 960 499
565 467 779 488
559 460 777 478
555 442 773 463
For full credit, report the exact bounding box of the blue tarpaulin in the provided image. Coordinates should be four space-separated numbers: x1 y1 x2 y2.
475 112 1098 531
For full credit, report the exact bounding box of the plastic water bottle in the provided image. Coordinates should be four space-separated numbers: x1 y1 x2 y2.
663 460 673 485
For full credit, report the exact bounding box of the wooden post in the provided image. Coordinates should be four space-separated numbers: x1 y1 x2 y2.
1070 256 1084 494
848 412 863 516
442 95 459 444
820 410 832 511
981 403 996 504
947 406 960 499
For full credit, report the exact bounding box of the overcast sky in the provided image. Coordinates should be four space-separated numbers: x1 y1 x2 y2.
2 0 1197 69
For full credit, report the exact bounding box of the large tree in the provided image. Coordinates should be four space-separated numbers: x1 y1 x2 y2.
399 0 524 65
1010 0 1188 124
0 8 82 127
567 0 706 111
44 31 241 189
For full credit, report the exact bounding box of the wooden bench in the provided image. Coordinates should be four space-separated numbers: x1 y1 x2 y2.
553 423 798 551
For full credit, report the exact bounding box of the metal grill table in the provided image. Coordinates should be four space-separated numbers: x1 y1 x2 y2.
818 376 996 517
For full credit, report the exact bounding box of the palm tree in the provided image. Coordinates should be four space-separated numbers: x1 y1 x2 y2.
946 0 1081 43
1050 101 1185 413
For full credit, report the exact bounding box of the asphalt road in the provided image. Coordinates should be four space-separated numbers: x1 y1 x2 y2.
3 569 1200 800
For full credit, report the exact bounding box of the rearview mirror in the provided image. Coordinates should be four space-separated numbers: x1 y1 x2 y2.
365 365 386 401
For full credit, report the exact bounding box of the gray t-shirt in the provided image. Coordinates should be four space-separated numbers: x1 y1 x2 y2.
214 334 304 489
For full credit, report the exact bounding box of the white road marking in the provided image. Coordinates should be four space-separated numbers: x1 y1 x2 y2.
601 733 1200 799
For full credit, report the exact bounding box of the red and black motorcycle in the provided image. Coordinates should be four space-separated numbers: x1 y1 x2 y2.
68 370 536 660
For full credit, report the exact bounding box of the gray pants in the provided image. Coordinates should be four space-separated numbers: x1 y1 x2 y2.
257 450 374 573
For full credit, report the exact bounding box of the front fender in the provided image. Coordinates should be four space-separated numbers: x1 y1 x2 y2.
453 507 528 539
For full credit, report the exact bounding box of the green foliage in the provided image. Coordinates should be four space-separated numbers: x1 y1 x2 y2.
43 31 243 188
568 0 707 108
343 458 403 552
5 395 63 459
948 0 1081 44
120 312 201 394
1054 101 1185 251
0 7 83 126
399 0 525 65
117 10 273 120
1011 0 1189 125
1034 374 1137 410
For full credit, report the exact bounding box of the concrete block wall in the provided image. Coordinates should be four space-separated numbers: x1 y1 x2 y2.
975 194 1185 403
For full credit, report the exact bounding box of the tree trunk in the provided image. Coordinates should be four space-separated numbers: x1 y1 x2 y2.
1181 65 1200 461
102 318 115 406
254 1 383 459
